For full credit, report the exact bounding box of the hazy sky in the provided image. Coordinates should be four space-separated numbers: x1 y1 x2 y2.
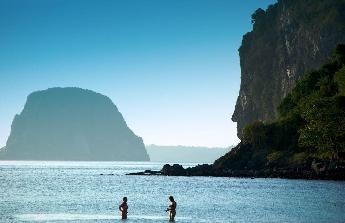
0 0 276 148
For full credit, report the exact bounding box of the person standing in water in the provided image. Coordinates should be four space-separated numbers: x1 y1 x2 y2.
165 196 176 222
119 197 128 220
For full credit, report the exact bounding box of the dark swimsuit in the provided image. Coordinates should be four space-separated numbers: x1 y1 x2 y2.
119 202 128 219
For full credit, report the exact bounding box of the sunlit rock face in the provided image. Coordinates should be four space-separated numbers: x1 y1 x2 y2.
0 87 149 161
233 0 345 138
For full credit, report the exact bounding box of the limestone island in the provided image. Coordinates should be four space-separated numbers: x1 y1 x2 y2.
0 87 149 161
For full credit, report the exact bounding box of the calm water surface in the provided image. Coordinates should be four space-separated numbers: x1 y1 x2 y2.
0 161 344 223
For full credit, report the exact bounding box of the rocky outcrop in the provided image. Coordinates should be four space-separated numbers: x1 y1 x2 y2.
161 164 187 176
233 0 345 137
128 158 345 180
0 87 149 161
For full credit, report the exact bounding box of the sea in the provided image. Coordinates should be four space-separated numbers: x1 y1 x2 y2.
1 161 344 223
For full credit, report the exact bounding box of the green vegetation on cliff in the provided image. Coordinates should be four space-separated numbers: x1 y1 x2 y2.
215 45 345 175
155 46 345 180
233 0 345 138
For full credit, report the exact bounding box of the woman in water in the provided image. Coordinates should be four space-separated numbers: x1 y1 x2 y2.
119 197 128 220
166 196 176 222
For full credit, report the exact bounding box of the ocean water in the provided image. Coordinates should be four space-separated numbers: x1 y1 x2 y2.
1 161 344 223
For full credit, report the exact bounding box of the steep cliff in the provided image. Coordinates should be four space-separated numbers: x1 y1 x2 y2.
0 87 149 161
233 0 345 137
213 44 345 179
154 44 345 180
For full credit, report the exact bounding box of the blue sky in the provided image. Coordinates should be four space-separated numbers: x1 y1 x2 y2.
0 0 276 148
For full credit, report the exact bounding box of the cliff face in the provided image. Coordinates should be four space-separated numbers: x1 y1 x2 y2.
156 44 345 180
233 0 345 137
212 44 345 180
0 87 149 161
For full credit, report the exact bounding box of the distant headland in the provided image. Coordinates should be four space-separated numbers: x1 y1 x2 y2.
145 145 231 163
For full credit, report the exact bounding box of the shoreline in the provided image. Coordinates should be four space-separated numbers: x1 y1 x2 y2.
127 164 345 181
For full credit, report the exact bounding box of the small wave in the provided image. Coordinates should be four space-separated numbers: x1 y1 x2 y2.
16 213 192 221
16 213 116 221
